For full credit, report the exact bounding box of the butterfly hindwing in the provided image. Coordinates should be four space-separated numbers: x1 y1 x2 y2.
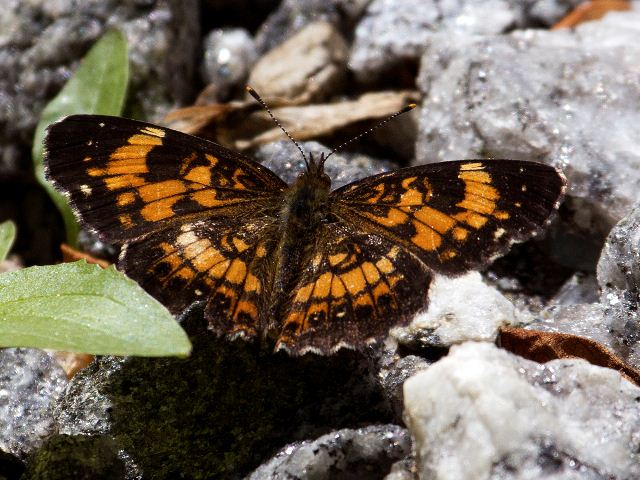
276 222 432 354
44 115 287 243
121 216 280 339
331 160 565 275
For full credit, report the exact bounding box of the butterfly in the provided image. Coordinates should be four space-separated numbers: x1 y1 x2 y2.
44 109 565 355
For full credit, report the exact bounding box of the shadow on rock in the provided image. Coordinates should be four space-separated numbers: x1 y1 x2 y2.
54 310 391 479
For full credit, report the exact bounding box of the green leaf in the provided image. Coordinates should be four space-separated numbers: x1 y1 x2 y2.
0 261 191 357
0 221 16 263
32 29 129 246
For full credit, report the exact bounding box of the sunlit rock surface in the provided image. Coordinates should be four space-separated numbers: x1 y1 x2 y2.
404 342 640 480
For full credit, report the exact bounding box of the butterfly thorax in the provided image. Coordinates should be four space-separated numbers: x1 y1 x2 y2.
267 154 332 332
280 156 331 230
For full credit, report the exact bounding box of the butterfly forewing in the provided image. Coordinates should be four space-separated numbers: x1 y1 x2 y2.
44 115 287 243
330 160 565 275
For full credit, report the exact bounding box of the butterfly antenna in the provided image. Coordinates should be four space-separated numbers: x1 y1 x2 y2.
246 86 309 167
322 103 417 165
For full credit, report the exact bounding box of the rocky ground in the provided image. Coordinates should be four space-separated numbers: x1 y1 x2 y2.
1 1 640 479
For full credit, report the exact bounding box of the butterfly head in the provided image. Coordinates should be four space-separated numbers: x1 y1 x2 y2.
299 151 331 189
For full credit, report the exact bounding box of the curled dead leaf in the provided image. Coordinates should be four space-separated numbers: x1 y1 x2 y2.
552 0 631 30
61 243 110 269
499 326 640 387
54 351 94 379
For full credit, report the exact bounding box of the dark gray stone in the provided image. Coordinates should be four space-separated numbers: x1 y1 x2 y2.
22 435 124 480
254 0 368 53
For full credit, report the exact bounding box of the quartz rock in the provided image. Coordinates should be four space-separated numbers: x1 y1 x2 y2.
416 10 640 222
0 349 67 459
530 203 640 369
404 342 640 480
247 425 411 480
395 272 530 348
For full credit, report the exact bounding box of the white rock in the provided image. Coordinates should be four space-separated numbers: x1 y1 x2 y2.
403 342 640 480
416 9 640 222
396 272 529 347
247 425 411 479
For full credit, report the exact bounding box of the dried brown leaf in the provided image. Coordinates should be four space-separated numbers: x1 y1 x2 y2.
54 351 94 379
60 243 110 269
552 0 631 30
499 326 640 387
237 90 419 150
162 90 419 153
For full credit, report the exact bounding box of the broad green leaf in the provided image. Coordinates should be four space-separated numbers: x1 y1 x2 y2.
0 220 16 263
0 261 191 357
32 30 129 246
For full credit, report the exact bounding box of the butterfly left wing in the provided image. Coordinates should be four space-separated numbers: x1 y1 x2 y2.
44 114 287 243
276 222 432 354
121 216 281 340
329 160 565 275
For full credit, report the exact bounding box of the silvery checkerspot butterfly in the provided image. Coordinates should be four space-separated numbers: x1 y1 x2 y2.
44 109 565 355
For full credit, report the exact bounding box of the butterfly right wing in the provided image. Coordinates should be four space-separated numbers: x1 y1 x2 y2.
330 160 565 275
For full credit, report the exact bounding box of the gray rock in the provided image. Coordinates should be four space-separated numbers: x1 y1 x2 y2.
549 273 599 306
0 0 199 172
377 352 432 420
247 424 411 480
201 28 257 102
255 0 369 54
53 310 390 479
404 342 640 480
249 21 349 104
416 9 640 222
528 203 640 369
253 140 397 188
349 0 582 82
597 203 640 297
0 349 67 459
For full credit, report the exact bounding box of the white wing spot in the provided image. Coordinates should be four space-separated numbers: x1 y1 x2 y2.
80 184 92 196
